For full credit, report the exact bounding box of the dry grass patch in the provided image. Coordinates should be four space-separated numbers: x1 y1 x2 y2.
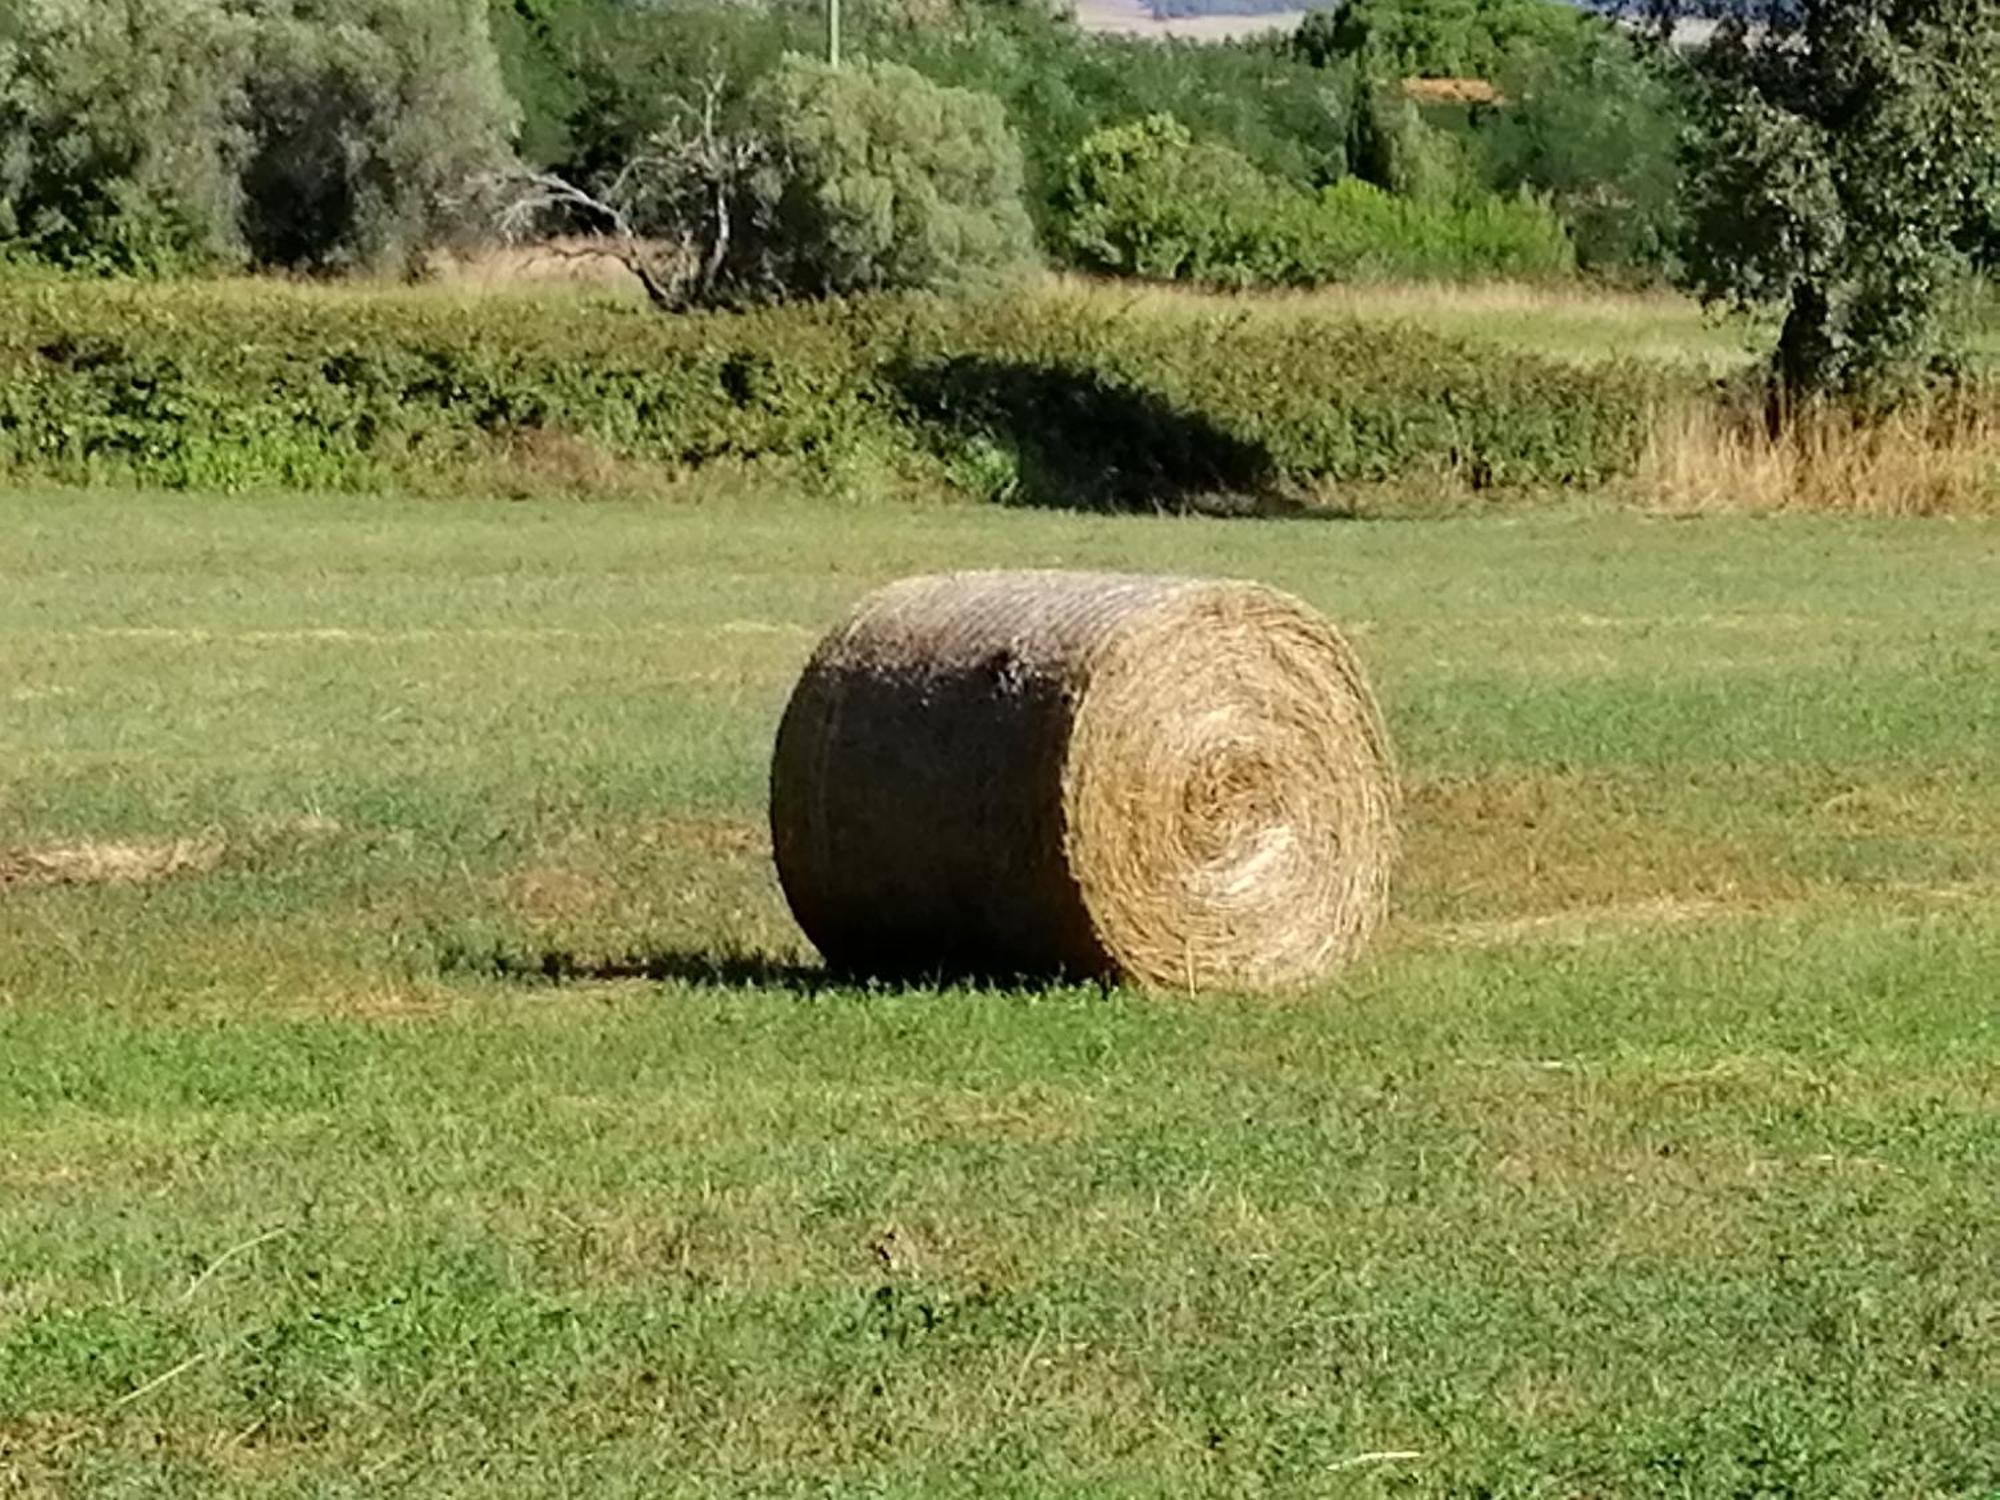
1643 393 2000 515
460 428 678 502
640 815 771 858
1462 1074 1891 1263
505 1198 824 1292
3 1421 346 1491
487 817 788 959
898 1084 1100 1148
0 837 225 890
1074 273 1746 367
1 1417 73 1495
1098 274 1691 325
1489 1137 1756 1194
1398 773 1801 917
307 980 454 1024
423 238 659 296
1395 769 1999 947
1427 896 1753 950
507 866 613 924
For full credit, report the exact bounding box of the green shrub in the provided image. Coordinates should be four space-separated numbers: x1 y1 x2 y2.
1056 115 1291 284
882 13 1356 216
492 0 813 201
1303 177 1573 279
1059 115 1572 286
735 58 1039 298
896 290 1662 505
0 0 249 274
1293 0 1688 280
0 0 514 276
0 280 1668 505
244 0 517 273
491 0 1672 285
1349 87 1481 206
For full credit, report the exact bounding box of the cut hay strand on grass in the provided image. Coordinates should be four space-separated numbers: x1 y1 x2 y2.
769 571 1398 990
0 837 225 890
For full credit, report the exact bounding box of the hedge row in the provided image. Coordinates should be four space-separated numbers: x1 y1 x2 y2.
0 281 1681 507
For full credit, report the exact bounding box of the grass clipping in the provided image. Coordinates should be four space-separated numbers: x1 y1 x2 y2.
771 571 1398 990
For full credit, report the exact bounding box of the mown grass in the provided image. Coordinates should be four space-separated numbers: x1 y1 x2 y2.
1 487 1996 1498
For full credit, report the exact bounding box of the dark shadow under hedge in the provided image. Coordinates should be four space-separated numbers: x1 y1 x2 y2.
892 355 1304 514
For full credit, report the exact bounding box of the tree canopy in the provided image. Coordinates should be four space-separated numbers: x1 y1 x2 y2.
1674 0 2000 398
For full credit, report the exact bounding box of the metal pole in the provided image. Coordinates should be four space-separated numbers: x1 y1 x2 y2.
829 0 841 66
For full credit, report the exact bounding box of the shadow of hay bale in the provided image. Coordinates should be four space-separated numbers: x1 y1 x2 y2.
892 355 1321 516
460 945 833 993
434 940 1108 998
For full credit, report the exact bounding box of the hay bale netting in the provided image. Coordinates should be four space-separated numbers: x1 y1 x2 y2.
769 571 1398 990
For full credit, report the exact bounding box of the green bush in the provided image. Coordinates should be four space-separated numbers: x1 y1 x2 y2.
900 290 1660 505
491 0 1675 286
0 0 514 275
0 0 249 274
880 12 1356 214
1302 177 1573 279
0 280 1669 505
1349 87 1481 206
1056 116 1291 284
492 0 811 190
736 57 1039 298
243 0 517 273
1059 115 1571 286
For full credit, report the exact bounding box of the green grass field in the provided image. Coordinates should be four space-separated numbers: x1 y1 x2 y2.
2 487 1996 1498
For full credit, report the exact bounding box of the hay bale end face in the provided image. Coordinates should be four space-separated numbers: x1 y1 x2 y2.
770 571 1397 990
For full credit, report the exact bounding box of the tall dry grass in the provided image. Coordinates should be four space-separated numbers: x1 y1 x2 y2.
1641 391 2000 516
1061 273 1760 372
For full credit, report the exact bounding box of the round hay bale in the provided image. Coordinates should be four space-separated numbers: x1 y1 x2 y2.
769 570 1397 990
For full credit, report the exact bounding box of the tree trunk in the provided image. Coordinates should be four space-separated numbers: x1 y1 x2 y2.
1770 279 1837 432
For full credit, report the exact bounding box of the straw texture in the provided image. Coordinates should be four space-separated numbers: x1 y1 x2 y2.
770 570 1397 989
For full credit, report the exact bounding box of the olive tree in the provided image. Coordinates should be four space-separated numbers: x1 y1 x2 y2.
0 0 515 275
488 73 769 309
488 56 1038 306
0 0 248 272
1672 0 2000 401
739 57 1038 298
243 0 517 272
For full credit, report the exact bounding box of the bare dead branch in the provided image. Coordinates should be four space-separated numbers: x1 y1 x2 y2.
473 67 766 313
